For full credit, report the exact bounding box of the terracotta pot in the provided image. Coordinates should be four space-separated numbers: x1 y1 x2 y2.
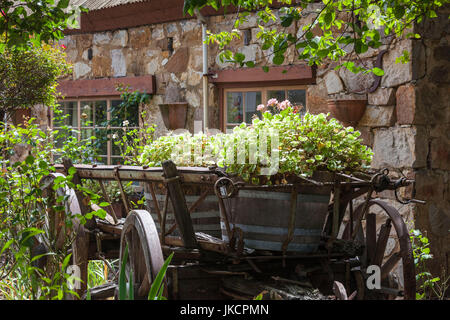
159 102 188 130
327 99 367 127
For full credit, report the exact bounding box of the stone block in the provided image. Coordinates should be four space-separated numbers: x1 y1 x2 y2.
111 49 126 77
415 169 446 202
73 62 91 79
355 126 373 146
372 126 428 169
165 47 189 74
338 60 375 93
91 55 112 78
359 105 396 127
76 34 93 50
111 30 128 47
380 40 425 87
396 84 417 125
93 32 112 46
430 137 450 170
323 71 344 94
416 82 450 125
368 87 396 106
306 80 329 114
129 27 151 48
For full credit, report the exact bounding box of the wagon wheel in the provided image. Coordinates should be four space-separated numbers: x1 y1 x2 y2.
37 173 90 299
119 210 165 299
342 199 416 300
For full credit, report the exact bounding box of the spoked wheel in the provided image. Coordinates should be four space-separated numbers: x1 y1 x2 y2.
39 173 89 299
342 199 416 300
119 210 164 299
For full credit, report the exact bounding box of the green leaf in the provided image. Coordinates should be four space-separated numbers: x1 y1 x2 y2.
148 253 173 300
372 67 384 76
58 0 70 9
234 52 245 63
281 15 293 28
273 55 284 65
245 61 255 68
119 244 129 300
25 155 35 165
394 6 405 19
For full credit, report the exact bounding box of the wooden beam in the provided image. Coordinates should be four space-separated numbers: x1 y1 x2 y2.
57 75 156 99
162 160 198 249
209 65 316 87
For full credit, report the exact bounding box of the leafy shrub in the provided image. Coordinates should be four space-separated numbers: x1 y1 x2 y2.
140 100 373 184
410 229 450 300
0 120 107 299
0 42 71 121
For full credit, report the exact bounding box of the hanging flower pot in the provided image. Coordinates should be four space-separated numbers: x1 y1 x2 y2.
327 99 367 127
159 102 188 130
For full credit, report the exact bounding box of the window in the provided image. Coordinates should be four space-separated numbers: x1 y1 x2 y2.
224 86 306 132
53 98 139 164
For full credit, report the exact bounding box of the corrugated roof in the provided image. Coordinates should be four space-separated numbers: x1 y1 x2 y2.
70 0 149 11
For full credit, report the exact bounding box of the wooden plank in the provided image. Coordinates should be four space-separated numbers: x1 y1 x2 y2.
162 160 198 249
83 283 117 300
57 75 156 98
53 164 218 185
209 65 315 86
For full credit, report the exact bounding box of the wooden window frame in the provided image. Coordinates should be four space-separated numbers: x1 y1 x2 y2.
222 85 308 132
52 96 140 165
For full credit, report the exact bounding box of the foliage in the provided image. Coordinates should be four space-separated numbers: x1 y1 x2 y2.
0 42 72 121
410 229 450 300
140 100 372 184
0 120 107 299
219 100 372 183
0 0 85 51
184 0 449 74
118 243 173 300
140 131 223 168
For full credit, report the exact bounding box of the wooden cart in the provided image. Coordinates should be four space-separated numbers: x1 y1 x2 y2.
41 159 424 300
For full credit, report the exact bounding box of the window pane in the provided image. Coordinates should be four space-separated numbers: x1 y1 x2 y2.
244 91 262 124
54 101 77 128
226 92 243 124
95 100 108 127
110 100 138 127
287 89 306 115
93 128 108 156
80 102 94 127
111 157 123 165
96 156 108 165
111 129 123 156
267 90 286 103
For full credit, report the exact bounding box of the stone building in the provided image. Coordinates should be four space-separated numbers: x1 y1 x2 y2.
49 0 449 282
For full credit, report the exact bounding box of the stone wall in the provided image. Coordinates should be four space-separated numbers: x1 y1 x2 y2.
57 4 449 280
411 9 450 277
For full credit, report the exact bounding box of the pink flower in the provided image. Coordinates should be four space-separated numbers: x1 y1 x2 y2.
267 98 278 107
60 44 66 49
277 100 291 110
256 104 267 112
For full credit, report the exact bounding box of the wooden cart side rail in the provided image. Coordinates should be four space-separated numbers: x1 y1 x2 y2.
53 164 219 184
